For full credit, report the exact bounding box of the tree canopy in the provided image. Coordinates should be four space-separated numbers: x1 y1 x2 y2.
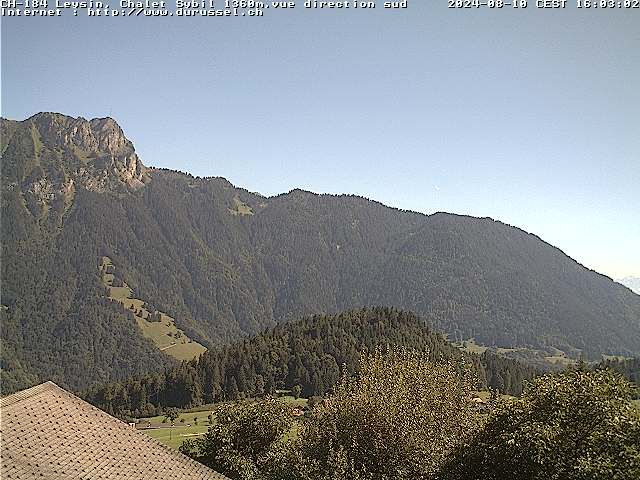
177 351 640 480
85 308 537 418
440 368 640 480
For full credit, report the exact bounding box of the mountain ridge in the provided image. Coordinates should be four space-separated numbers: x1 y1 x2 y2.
2 112 629 285
2 112 639 393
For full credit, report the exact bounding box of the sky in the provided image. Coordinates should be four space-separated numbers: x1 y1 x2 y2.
1 4 638 279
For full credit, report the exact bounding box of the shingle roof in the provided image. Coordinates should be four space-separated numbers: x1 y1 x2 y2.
0 381 227 479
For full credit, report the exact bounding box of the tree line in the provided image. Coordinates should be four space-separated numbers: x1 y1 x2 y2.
86 307 537 418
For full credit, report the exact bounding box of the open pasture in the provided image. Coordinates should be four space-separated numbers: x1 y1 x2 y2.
100 256 206 361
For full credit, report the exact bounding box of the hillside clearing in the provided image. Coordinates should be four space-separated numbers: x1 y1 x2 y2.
99 256 206 361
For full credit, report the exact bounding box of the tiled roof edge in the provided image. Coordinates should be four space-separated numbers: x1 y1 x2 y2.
1 380 230 479
0 381 60 408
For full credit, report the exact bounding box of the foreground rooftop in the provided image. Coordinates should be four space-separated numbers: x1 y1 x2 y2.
0 381 226 479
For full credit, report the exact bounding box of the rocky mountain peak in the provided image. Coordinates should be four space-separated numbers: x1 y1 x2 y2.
29 112 135 158
1 113 150 223
88 117 132 155
22 112 148 190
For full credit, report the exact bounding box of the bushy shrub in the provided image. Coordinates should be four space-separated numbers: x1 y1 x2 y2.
286 348 481 480
440 368 640 480
179 398 293 479
179 352 640 480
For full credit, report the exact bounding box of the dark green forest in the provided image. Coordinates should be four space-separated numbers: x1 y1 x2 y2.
2 113 639 393
85 307 537 418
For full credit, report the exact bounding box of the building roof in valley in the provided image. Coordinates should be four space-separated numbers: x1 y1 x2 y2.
0 381 227 480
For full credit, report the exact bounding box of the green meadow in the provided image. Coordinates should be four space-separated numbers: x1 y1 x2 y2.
137 395 308 449
100 256 206 361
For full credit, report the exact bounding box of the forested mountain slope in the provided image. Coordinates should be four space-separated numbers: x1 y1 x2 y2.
86 307 537 418
2 112 639 392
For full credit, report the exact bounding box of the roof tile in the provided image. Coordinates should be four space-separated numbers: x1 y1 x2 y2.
1 382 227 480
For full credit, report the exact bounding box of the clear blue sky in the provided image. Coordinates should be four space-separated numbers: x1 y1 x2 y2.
1 5 638 279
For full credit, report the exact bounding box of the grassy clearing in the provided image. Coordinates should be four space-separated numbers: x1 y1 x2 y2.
544 354 575 366
455 338 577 369
543 347 577 367
136 407 215 448
137 397 308 449
109 286 134 299
278 395 308 408
100 256 206 361
228 197 254 216
144 424 210 449
456 338 487 355
455 338 517 355
139 410 215 426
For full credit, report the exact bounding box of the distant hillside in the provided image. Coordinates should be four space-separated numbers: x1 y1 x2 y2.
2 112 639 392
85 307 537 417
